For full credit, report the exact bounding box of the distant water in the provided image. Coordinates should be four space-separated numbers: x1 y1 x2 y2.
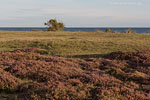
0 27 150 33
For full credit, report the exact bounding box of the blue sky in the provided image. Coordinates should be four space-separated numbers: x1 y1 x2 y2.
0 0 150 27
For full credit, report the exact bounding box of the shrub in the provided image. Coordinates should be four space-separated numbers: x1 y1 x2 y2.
0 49 149 100
124 29 136 34
105 28 112 33
0 68 21 92
45 19 65 31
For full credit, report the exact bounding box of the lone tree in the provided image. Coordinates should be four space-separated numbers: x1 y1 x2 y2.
105 28 112 33
44 19 65 31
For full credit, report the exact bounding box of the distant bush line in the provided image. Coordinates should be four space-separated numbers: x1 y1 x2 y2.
95 28 136 34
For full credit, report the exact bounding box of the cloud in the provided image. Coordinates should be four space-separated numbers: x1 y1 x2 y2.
0 0 150 27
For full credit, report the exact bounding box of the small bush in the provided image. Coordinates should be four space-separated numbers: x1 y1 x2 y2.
105 28 112 33
124 29 136 34
45 19 65 31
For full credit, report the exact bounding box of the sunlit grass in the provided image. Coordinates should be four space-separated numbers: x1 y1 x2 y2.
0 31 150 58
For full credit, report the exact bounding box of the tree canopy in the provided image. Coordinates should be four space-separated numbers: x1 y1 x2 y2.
45 19 65 31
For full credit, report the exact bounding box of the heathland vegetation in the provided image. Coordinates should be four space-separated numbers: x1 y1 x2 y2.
0 31 150 100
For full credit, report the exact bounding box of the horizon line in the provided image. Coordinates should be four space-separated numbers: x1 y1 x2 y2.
0 26 150 28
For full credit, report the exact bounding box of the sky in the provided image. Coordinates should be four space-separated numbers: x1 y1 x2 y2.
0 0 150 27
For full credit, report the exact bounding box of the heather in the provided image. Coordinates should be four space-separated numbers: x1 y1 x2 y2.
0 68 21 92
0 31 150 99
0 48 149 100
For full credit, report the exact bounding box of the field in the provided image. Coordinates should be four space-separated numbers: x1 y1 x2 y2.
0 31 150 100
1 31 150 57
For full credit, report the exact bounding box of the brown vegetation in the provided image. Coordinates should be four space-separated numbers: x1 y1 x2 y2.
0 48 150 100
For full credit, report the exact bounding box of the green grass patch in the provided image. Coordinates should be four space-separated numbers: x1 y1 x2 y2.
0 31 150 58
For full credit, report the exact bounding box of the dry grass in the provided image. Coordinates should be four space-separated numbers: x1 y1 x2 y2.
0 31 150 58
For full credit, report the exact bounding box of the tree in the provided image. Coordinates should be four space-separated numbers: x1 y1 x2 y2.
105 28 112 33
45 19 65 31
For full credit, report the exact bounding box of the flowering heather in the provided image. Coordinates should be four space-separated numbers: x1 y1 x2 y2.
0 48 150 100
0 68 21 92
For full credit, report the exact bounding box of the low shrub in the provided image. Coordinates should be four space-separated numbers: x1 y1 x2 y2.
124 29 136 34
0 68 21 92
105 28 112 33
0 48 149 100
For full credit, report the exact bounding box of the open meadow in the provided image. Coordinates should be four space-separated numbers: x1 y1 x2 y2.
0 31 150 57
0 31 150 100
